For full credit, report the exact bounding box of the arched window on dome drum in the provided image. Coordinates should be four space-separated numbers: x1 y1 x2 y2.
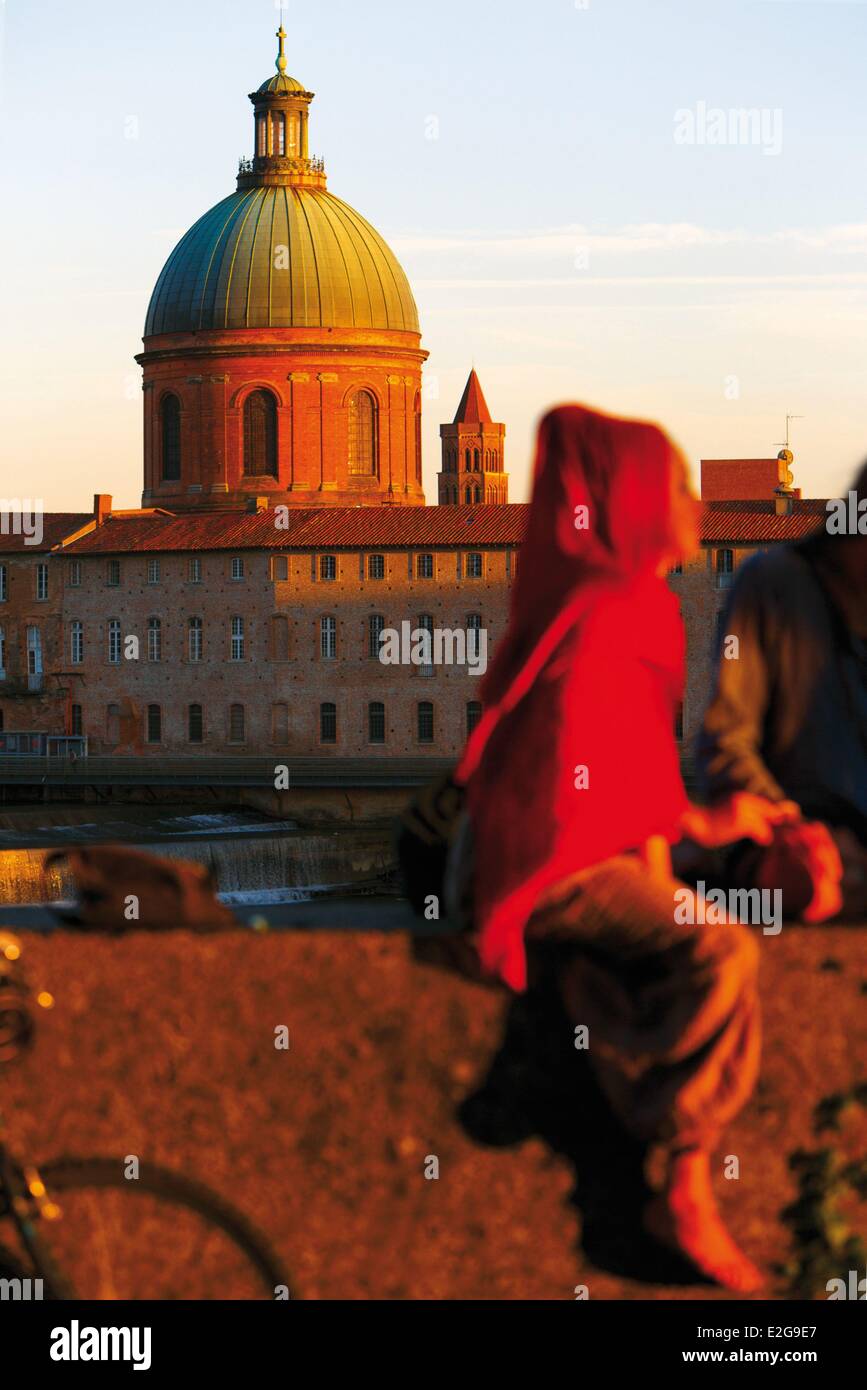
348 391 378 476
161 395 181 482
287 114 299 156
243 390 278 477
257 116 267 157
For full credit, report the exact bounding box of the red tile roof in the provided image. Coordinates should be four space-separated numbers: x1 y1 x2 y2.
0 514 92 554
700 500 828 543
64 505 529 554
57 498 830 556
453 369 493 425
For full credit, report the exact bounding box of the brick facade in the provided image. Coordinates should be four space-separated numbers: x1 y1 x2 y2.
53 539 515 757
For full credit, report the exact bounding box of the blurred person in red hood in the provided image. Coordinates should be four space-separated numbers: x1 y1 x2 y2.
450 404 837 1292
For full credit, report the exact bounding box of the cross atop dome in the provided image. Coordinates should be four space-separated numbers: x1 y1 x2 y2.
276 23 289 75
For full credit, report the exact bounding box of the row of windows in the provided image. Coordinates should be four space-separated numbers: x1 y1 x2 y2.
97 701 484 746
440 486 506 506
56 551 501 590
443 449 500 473
61 613 486 666
160 388 386 482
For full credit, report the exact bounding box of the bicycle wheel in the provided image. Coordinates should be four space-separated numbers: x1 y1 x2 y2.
23 1157 292 1300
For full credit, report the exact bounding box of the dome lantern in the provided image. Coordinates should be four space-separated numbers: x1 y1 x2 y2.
238 25 326 192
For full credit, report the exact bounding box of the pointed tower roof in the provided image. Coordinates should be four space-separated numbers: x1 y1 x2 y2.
454 369 493 425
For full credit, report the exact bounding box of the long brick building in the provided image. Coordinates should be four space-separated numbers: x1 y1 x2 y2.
0 29 831 765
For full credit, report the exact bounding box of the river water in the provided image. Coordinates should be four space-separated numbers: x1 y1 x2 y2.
0 807 396 907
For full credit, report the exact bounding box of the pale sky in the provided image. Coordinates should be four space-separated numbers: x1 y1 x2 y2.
2 0 867 509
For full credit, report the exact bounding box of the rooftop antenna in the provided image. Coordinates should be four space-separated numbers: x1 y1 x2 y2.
775 413 803 457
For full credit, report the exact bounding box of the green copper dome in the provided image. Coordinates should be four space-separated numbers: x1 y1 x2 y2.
145 186 420 336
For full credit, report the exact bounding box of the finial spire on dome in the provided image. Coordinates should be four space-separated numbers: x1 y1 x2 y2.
276 20 288 75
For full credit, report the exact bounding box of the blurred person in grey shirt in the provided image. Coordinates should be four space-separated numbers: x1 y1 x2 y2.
697 461 867 918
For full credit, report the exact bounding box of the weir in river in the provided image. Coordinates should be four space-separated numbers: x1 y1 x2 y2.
0 812 396 907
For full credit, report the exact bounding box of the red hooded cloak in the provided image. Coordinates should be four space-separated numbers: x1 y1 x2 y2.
455 405 688 990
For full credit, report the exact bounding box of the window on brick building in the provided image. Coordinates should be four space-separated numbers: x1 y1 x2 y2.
147 558 161 585
243 390 278 477
188 704 203 744
320 616 336 660
70 621 83 666
467 701 482 736
161 394 182 482
106 704 120 746
417 701 434 744
108 619 121 665
230 557 244 581
674 701 684 741
416 554 434 580
189 557 202 583
146 704 161 744
670 562 683 576
272 702 289 743
368 614 385 659
466 552 483 579
230 616 245 661
368 701 385 745
320 702 337 744
348 390 378 476
320 555 337 581
69 560 81 588
106 559 120 587
418 615 434 677
229 704 246 744
147 617 162 663
464 486 472 505
70 704 83 737
368 554 385 580
188 616 203 663
715 549 735 589
474 487 481 503
0 565 6 601
0 626 5 677
36 564 49 601
271 615 289 660
271 555 289 581
466 614 483 661
27 626 42 678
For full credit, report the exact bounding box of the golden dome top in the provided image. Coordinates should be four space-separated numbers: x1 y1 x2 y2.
145 186 420 336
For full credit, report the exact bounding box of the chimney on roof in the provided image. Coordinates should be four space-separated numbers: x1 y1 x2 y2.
774 450 795 516
94 494 112 526
246 496 270 513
